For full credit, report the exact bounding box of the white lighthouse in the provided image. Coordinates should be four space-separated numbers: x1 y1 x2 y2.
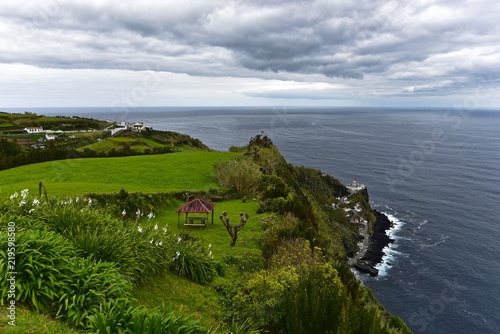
346 178 365 192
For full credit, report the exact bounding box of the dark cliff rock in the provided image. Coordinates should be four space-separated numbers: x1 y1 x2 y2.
359 210 394 273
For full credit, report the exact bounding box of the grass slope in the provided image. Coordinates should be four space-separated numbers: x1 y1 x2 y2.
134 199 263 329
0 151 238 198
77 137 171 153
0 306 79 334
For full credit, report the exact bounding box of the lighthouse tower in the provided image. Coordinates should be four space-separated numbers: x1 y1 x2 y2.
346 178 365 192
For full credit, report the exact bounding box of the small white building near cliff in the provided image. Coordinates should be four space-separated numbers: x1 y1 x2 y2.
346 178 365 192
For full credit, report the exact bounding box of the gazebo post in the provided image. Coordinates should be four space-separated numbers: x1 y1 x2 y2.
177 213 180 228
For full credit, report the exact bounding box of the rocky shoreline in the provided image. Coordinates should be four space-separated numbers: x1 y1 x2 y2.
353 210 394 276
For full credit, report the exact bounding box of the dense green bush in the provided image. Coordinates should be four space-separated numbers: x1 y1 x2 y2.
57 255 134 328
214 157 262 196
40 204 175 284
0 227 79 313
170 237 220 285
87 300 206 334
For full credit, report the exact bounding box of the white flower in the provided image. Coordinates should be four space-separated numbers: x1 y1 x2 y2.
137 226 143 233
208 243 212 248
32 199 40 206
208 251 212 257
159 241 163 246
10 192 19 200
75 197 79 202
136 209 141 217
28 208 35 214
162 227 167 234
154 224 158 230
148 212 155 221
150 239 153 244
176 251 180 258
21 189 29 198
88 199 92 206
19 200 26 207
122 209 127 216
177 236 182 243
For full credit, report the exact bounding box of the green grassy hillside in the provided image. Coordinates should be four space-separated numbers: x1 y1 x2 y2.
77 137 169 153
0 151 238 198
0 134 412 333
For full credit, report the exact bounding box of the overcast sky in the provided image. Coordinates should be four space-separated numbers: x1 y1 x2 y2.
1 0 499 108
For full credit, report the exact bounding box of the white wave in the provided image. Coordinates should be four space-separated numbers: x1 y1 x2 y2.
383 213 406 238
373 212 410 277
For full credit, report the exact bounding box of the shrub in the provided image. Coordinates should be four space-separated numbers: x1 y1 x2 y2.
128 224 176 284
86 298 136 333
214 157 262 196
87 300 206 334
231 266 300 329
259 213 301 261
41 204 175 284
56 255 134 328
0 227 78 313
170 238 219 285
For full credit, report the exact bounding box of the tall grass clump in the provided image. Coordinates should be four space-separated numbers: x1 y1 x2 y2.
171 236 221 285
87 300 206 334
0 227 78 313
56 255 134 328
41 204 175 284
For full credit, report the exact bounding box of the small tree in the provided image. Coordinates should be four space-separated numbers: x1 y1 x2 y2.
219 211 249 247
214 158 261 196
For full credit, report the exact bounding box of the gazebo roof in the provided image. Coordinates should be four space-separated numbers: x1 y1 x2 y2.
176 198 215 213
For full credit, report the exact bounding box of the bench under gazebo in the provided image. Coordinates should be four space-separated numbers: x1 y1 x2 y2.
176 198 216 228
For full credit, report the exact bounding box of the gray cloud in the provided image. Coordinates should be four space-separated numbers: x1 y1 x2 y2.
1 0 500 105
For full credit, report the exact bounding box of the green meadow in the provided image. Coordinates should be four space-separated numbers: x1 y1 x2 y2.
0 151 239 198
77 137 173 153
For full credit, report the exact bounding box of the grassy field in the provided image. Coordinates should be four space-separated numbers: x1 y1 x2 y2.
0 151 239 198
77 136 171 153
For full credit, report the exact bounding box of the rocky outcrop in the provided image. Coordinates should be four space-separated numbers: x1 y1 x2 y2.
358 210 394 273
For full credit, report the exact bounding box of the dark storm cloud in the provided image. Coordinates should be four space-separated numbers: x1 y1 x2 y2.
1 0 500 99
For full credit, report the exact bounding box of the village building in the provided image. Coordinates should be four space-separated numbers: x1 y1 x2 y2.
24 127 44 134
130 122 147 132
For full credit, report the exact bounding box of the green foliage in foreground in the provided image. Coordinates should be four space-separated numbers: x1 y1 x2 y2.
0 192 221 332
0 151 239 198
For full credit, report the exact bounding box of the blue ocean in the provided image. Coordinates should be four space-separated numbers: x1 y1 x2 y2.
37 106 500 333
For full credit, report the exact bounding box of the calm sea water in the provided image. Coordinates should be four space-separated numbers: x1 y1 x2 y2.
34 107 500 333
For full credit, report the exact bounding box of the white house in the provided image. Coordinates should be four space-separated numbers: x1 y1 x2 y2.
24 127 44 134
130 122 146 132
45 134 58 141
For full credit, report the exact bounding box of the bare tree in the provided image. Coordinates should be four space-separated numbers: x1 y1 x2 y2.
219 211 249 247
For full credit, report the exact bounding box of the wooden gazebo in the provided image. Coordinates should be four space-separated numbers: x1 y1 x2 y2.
176 198 216 228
